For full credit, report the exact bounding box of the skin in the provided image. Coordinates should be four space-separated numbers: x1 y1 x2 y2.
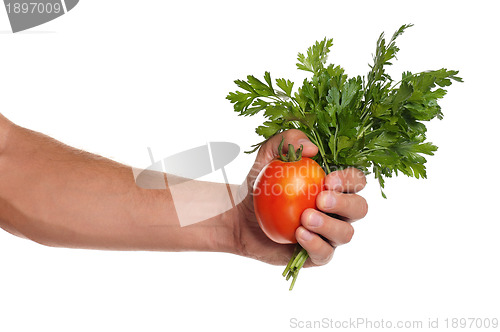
0 114 368 267
236 129 368 266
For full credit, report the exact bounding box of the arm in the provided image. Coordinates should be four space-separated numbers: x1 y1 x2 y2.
0 114 367 266
0 114 238 253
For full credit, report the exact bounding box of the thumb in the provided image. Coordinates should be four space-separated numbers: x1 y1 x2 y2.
257 129 318 163
246 129 318 187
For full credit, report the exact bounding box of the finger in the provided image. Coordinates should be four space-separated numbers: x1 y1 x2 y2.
325 167 367 193
247 130 318 188
316 191 368 222
256 129 318 167
301 208 355 246
295 226 335 266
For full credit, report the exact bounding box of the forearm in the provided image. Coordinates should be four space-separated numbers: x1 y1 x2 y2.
0 116 238 253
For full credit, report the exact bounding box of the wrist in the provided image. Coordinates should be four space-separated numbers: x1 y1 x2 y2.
209 184 243 254
211 206 238 254
134 182 243 254
0 114 14 156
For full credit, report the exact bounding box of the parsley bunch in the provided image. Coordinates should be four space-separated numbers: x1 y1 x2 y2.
227 24 462 197
227 24 461 290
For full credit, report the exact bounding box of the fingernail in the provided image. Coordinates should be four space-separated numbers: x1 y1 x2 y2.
300 228 313 241
308 211 323 227
322 194 336 209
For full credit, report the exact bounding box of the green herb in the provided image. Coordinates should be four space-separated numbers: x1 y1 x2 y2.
227 24 462 289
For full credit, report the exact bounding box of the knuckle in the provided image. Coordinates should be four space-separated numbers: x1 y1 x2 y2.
284 129 303 141
353 167 365 179
312 247 334 266
360 173 367 186
344 224 355 244
350 168 367 192
332 222 354 246
359 197 369 218
308 236 323 252
338 193 351 212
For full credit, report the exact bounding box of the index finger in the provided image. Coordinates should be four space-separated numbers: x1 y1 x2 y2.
325 167 366 193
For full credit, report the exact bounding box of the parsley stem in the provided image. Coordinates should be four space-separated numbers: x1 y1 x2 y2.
283 246 309 290
228 23 461 291
333 126 339 165
289 273 299 291
357 121 373 139
268 96 284 103
355 147 385 158
311 130 331 174
389 71 420 90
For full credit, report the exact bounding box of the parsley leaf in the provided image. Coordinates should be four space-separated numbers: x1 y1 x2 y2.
227 24 462 197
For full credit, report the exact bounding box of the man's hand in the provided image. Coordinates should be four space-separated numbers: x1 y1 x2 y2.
233 129 368 266
0 114 366 263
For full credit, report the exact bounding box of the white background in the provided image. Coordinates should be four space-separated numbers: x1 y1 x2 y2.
1 1 499 331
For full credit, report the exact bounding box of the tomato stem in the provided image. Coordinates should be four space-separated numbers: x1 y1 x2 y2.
277 136 304 162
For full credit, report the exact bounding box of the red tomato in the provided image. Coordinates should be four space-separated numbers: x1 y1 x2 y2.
253 158 326 244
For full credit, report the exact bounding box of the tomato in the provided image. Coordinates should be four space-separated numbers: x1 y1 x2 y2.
253 157 326 244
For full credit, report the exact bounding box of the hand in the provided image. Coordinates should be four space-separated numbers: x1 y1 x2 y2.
233 129 368 266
